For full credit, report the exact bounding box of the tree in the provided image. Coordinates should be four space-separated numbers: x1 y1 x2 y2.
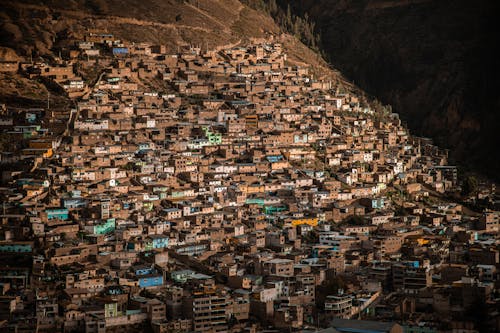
395 205 408 216
268 0 278 15
461 175 478 196
241 1 323 53
315 276 347 309
77 231 86 240
345 215 365 225
286 4 293 31
303 230 319 244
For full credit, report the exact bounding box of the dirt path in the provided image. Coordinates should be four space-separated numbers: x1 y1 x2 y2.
184 2 232 34
104 15 213 33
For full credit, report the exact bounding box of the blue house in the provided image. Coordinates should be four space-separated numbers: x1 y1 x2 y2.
170 269 196 283
0 242 33 253
137 142 151 152
132 266 164 288
112 47 128 56
266 155 283 163
71 190 82 198
371 198 385 209
62 198 87 209
46 208 69 220
175 243 208 256
26 112 37 123
138 275 163 288
149 235 169 249
134 266 154 276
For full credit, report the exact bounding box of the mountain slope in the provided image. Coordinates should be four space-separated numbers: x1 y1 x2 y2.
282 0 500 180
0 0 343 76
0 0 358 108
0 0 271 54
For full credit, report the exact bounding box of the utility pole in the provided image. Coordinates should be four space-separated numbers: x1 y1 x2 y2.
47 91 50 110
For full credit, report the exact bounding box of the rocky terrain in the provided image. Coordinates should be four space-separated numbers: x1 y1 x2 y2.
282 0 500 181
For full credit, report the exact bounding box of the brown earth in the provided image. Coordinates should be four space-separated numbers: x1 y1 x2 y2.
0 0 357 108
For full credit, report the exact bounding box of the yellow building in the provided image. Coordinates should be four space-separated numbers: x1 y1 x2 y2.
291 217 319 227
416 238 430 246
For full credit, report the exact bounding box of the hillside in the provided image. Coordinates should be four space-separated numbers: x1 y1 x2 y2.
0 0 354 101
1 0 266 54
281 0 500 181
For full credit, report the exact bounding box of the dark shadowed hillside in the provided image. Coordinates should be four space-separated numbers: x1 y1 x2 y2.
282 0 500 180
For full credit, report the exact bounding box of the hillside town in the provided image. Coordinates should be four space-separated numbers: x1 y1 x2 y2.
0 31 499 333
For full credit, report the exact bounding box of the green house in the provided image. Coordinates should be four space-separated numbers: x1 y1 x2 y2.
93 218 116 235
